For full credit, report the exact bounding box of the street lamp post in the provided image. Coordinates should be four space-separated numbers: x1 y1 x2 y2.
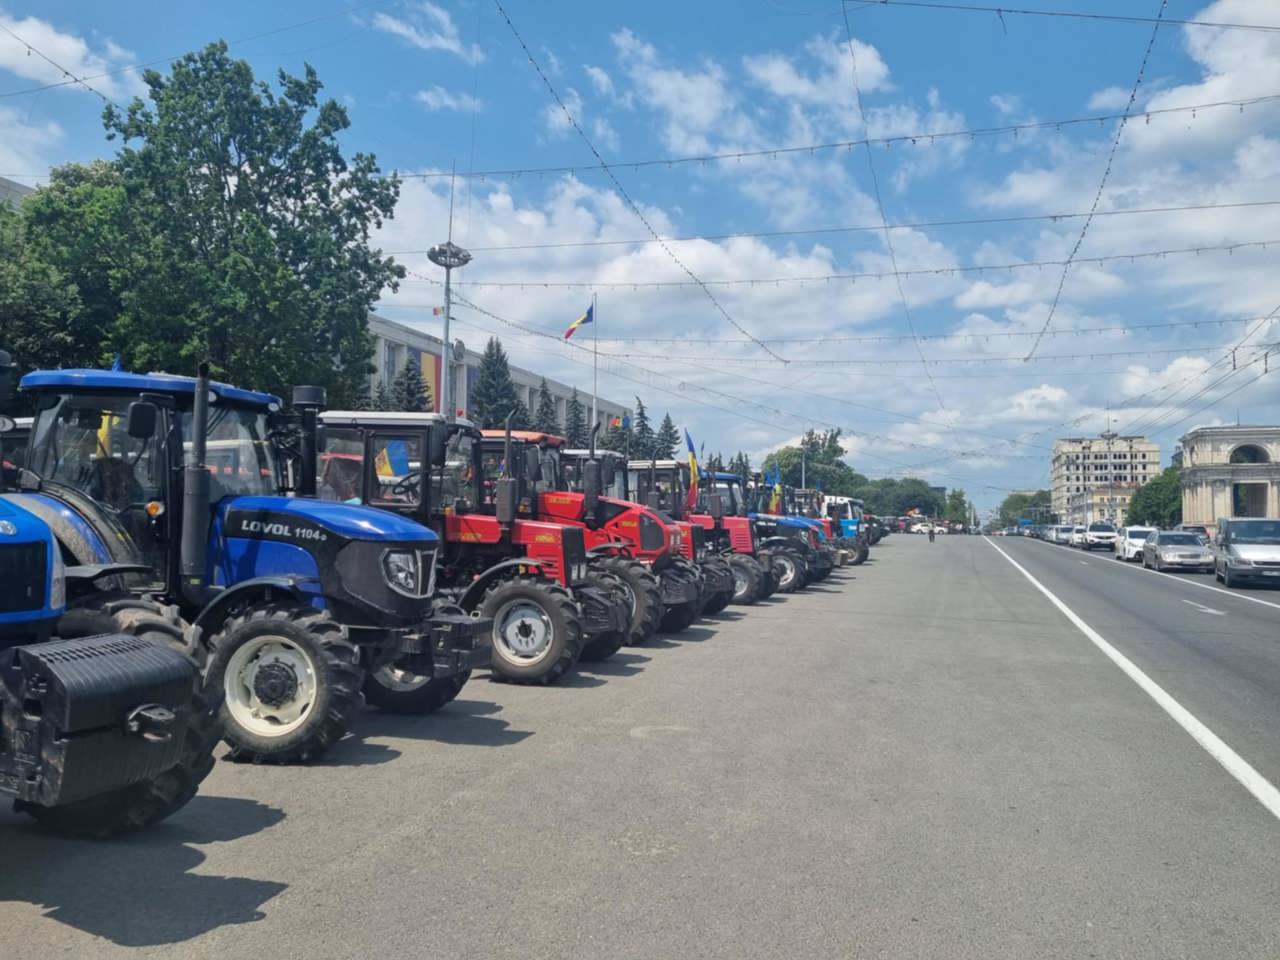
427 240 472 420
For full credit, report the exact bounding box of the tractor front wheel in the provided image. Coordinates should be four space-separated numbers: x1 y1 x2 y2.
728 554 763 605
579 569 629 661
207 603 363 764
596 557 662 645
364 665 470 714
772 549 804 593
481 576 582 684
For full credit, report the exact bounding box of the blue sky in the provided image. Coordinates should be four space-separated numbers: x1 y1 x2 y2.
2 1 1279 511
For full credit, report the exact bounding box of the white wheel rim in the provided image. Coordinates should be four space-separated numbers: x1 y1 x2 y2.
224 635 318 738
732 567 749 598
375 663 432 692
778 556 797 585
493 599 554 664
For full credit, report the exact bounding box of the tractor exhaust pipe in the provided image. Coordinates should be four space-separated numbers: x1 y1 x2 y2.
292 385 326 497
495 410 516 529
180 362 212 605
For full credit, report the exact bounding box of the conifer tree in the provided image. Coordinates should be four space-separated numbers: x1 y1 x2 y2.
373 380 392 412
471 337 523 428
564 387 588 447
631 397 655 459
390 357 431 412
533 377 559 434
655 412 680 460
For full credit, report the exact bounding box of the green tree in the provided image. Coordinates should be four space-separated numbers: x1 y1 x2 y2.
945 488 970 525
533 378 559 434
631 397 655 459
352 377 374 411
728 451 752 478
761 429 868 496
470 336 524 428
372 380 392 412
37 42 406 403
654 413 680 460
564 388 588 447
705 451 725 473
849 477 944 518
390 357 431 412
601 415 631 455
996 489 1051 528
1126 467 1182 528
0 203 85 410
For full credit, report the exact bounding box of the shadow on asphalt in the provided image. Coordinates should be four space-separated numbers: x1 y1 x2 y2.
577 652 650 678
322 696 534 763
661 626 717 643
706 609 746 622
0 796 287 947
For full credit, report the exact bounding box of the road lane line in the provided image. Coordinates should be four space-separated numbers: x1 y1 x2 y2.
1180 598 1226 616
1029 539 1280 615
984 537 1280 822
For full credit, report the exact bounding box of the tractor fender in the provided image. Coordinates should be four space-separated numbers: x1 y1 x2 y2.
587 541 633 560
458 559 546 612
190 575 320 650
758 535 805 554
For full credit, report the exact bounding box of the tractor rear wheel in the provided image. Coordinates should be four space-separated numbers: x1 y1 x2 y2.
755 551 778 598
659 601 699 633
481 576 582 684
596 557 662 646
208 603 363 764
850 537 869 565
728 554 763 605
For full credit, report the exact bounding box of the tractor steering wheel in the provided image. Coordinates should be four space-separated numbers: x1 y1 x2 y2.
390 471 422 501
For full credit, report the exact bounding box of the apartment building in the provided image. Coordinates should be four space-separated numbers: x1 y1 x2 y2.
1050 432 1160 525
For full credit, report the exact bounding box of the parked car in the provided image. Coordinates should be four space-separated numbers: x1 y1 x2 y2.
1049 524 1072 544
1175 523 1210 538
1115 525 1156 561
1069 526 1086 547
1142 530 1214 572
1083 521 1118 551
1211 518 1280 588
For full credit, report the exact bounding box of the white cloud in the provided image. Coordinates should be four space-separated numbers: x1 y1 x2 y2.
592 116 620 151
584 65 614 98
1087 86 1132 111
372 3 483 64
742 33 890 109
0 105 62 176
543 87 582 137
414 85 481 112
0 11 144 99
990 93 1022 116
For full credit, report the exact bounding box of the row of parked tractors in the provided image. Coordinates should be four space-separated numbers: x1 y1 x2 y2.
0 352 886 837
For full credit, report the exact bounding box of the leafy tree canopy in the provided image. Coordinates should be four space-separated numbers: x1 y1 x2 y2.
1126 467 1182 528
997 490 1051 528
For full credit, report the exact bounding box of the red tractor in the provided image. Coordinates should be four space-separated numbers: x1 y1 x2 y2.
315 411 631 683
479 431 710 637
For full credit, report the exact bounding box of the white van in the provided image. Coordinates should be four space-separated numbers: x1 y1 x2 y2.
1115 525 1156 561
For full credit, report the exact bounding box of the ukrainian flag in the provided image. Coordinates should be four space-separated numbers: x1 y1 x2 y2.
563 304 593 339
684 429 699 509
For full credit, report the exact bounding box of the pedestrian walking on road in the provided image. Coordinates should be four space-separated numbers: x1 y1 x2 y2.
928 526 936 543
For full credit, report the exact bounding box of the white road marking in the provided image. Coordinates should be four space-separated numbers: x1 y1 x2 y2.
1079 560 1089 565
1037 539 1280 614
985 537 1280 822
1180 598 1226 617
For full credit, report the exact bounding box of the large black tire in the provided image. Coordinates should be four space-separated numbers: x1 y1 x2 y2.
659 601 699 633
755 551 778 598
363 667 470 714
772 548 804 593
30 594 221 836
579 569 628 662
727 554 763 605
849 537 869 566
481 576 582 684
207 603 363 764
596 556 662 646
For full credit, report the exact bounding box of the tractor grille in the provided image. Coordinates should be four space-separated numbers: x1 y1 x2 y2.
0 540 46 614
561 526 587 566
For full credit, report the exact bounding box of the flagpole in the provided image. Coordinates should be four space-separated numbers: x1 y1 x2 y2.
591 291 598 434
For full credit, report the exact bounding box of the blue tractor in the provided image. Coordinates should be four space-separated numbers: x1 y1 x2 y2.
0 351 220 835
11 364 489 765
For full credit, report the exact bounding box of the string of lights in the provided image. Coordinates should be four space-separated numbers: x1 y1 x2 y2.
490 0 784 363
0 20 119 106
373 92 1280 183
396 238 1278 290
378 199 1280 254
1024 0 1167 360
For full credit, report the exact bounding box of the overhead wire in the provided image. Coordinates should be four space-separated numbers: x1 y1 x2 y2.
1024 0 1168 359
0 19 120 106
489 0 784 363
394 238 1278 289
859 0 1280 33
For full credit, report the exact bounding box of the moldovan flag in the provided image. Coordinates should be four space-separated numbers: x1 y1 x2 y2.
684 429 699 509
564 304 593 339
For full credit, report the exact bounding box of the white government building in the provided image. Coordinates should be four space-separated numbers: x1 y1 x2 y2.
368 314 628 433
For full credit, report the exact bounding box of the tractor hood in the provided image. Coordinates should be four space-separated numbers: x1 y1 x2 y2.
221 496 438 543
0 495 48 540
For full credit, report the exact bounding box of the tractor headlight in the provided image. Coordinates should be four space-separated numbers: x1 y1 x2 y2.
570 561 589 583
670 528 682 551
382 549 421 597
0 520 16 536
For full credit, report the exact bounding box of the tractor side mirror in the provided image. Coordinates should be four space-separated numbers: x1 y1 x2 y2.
708 493 724 519
428 423 448 465
126 401 158 440
523 448 541 485
495 477 517 525
583 460 601 517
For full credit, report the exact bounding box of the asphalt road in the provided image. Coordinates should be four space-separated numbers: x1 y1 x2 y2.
3 536 1279 959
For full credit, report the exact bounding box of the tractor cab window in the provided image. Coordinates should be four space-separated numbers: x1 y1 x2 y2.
184 404 279 500
318 428 366 502
434 430 477 514
630 468 679 514
28 393 165 512
712 481 742 516
536 446 560 493
367 434 422 506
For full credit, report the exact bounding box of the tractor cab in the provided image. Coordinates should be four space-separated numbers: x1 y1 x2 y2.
562 448 628 500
